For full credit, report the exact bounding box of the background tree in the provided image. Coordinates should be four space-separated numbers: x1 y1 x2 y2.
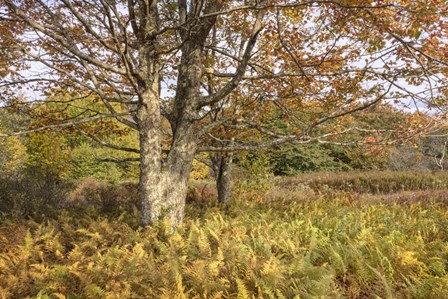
0 128 26 178
0 108 27 178
421 130 448 171
1 0 447 227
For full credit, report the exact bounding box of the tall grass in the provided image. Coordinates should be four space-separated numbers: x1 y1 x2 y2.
276 170 448 194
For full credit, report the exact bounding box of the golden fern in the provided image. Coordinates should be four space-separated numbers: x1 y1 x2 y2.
236 278 250 299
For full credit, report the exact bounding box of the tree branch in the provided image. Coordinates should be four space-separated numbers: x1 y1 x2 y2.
198 2 266 107
74 126 140 154
0 113 131 137
97 157 140 163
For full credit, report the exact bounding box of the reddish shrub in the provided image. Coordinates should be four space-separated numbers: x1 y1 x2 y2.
66 178 139 212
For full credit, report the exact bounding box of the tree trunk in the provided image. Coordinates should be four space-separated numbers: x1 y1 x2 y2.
138 89 163 227
211 153 233 204
163 126 197 226
137 75 199 226
136 2 166 227
138 92 197 227
137 1 222 227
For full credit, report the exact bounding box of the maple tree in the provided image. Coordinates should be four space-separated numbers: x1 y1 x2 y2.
1 0 447 226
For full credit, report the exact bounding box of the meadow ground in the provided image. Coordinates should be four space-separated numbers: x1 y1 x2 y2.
0 171 447 298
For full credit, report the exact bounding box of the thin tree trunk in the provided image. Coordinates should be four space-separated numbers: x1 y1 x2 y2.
211 152 233 204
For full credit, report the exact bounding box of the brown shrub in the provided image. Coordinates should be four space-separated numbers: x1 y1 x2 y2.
186 183 217 204
66 178 139 212
275 170 448 194
0 174 70 218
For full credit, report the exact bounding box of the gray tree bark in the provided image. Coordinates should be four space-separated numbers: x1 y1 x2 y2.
211 153 233 203
137 1 223 227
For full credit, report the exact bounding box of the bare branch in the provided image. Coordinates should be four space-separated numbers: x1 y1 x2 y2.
97 157 140 163
0 113 131 137
74 126 140 154
198 3 266 107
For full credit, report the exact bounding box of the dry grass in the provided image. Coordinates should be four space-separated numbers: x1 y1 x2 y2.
275 170 448 194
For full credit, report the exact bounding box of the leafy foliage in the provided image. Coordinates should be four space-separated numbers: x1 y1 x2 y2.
24 131 72 178
66 143 136 184
0 111 28 178
0 131 26 177
190 156 211 180
269 143 352 175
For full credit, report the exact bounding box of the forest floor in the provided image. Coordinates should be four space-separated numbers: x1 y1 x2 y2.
1 171 448 298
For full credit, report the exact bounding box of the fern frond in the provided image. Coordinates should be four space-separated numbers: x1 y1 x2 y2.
236 278 250 299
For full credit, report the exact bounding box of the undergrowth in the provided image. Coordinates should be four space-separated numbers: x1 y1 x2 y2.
1 184 447 298
276 171 448 194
